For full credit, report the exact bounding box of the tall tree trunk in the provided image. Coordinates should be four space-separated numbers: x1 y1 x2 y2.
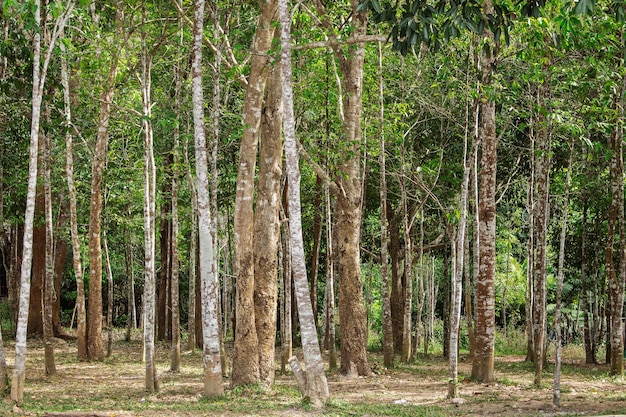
312 0 371 377
231 0 277 387
378 38 394 368
193 0 223 396
61 40 87 359
581 197 593 364
103 231 113 358
88 4 121 362
141 11 158 391
184 132 198 352
254 62 283 387
310 176 323 323
554 141 573 407
389 207 403 352
533 83 551 387
43 130 56 375
525 133 535 363
278 1 329 404
12 0 72 402
280 202 293 374
448 127 473 398
400 156 412 362
125 228 136 341
29 139 45 337
471 6 497 381
325 187 337 371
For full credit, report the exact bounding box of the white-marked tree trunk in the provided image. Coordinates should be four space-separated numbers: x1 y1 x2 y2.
278 0 329 406
192 0 223 396
141 13 158 391
12 0 73 402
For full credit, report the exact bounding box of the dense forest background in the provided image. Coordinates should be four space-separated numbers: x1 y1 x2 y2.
0 0 625 407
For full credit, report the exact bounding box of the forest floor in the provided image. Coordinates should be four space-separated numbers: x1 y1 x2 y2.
1 330 626 417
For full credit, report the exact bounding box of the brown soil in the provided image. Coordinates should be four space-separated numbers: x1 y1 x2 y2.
3 333 626 417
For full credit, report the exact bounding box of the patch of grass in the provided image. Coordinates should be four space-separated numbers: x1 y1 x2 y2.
324 398 447 416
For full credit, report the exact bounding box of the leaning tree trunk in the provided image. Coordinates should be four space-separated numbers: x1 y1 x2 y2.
471 4 497 382
12 0 72 402
193 0 223 396
231 0 277 387
279 0 329 404
378 38 394 368
254 61 283 387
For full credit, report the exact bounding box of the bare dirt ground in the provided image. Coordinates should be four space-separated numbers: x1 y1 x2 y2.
2 332 626 417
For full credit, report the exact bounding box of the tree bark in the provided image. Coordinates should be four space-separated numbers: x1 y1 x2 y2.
278 0 329 404
554 142 574 407
231 0 277 387
12 0 72 402
193 0 223 396
400 157 412 363
184 132 198 353
43 130 56 375
532 83 551 387
471 5 497 381
254 61 283 387
103 231 113 358
378 38 394 368
141 12 158 391
87 4 122 362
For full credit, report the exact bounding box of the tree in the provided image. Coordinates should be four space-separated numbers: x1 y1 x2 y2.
192 0 223 396
278 0 329 405
12 0 73 403
231 0 277 387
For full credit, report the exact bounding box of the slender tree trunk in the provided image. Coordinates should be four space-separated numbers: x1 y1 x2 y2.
193 0 223 396
325 187 337 371
125 228 136 341
88 5 121 361
280 205 293 375
471 7 497 381
608 36 625 374
554 142 574 407
184 132 198 353
231 0 277 387
581 197 593 363
525 135 535 363
254 62 283 387
400 157 412 362
170 9 183 369
278 1 329 404
61 41 87 357
43 130 56 375
103 231 113 358
378 38 394 368
140 11 158 390
310 176 323 323
448 126 473 398
12 0 72 401
533 84 551 387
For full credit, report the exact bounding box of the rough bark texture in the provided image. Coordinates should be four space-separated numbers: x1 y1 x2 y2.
313 0 371 377
532 86 550 387
254 62 283 387
43 131 56 375
193 0 223 396
471 10 497 382
378 39 394 368
231 0 277 387
87 10 121 361
279 0 329 403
